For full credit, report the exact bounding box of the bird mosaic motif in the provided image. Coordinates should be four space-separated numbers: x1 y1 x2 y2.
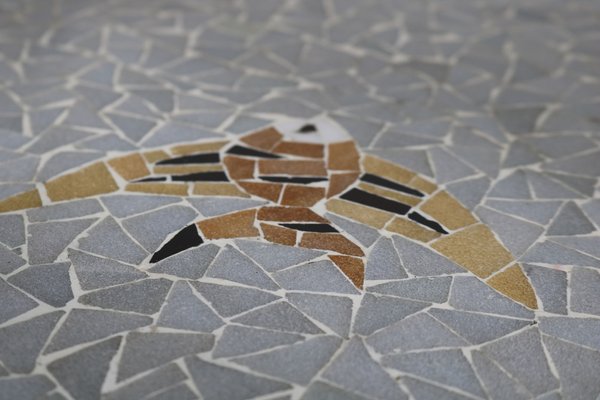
0 117 537 309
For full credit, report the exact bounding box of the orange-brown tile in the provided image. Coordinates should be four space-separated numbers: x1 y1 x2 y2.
154 164 223 175
143 150 170 163
258 160 327 176
45 162 119 202
409 175 437 194
223 155 255 180
238 181 282 202
420 191 477 231
431 224 514 279
125 182 188 196
328 141 360 171
486 264 538 309
108 154 150 181
198 209 259 239
240 127 283 150
170 141 228 155
273 141 324 158
327 173 359 198
386 216 441 242
257 206 328 223
281 185 325 207
260 223 297 246
300 232 364 257
358 182 420 206
329 255 364 289
325 198 393 229
362 155 415 184
0 189 42 212
192 183 249 197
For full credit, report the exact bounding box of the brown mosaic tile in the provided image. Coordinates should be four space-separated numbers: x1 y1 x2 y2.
273 141 324 158
240 127 283 150
300 232 364 256
409 175 437 194
257 206 328 223
358 182 420 206
170 141 228 155
238 181 282 202
261 223 297 246
197 209 259 239
45 162 119 202
258 160 327 176
328 141 360 171
223 156 255 180
143 150 170 163
126 182 189 196
192 183 249 197
362 155 415 184
486 264 538 309
325 198 393 229
0 189 42 212
328 255 364 289
327 173 359 198
108 154 150 181
386 216 441 242
154 164 223 175
419 191 477 231
281 185 325 207
431 224 513 279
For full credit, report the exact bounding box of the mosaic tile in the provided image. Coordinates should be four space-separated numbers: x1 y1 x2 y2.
191 282 280 318
547 201 596 236
206 245 278 290
368 276 452 303
471 350 531 400
522 241 600 268
0 245 25 275
232 301 323 334
0 376 56 400
392 236 463 276
8 262 73 307
0 214 24 248
301 381 369 400
274 260 359 294
353 293 428 336
103 364 187 400
570 268 600 316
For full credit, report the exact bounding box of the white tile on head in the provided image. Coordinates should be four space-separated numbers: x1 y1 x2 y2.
273 115 352 144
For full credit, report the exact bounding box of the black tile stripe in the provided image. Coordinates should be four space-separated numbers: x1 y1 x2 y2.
156 153 220 165
150 225 204 263
280 223 338 233
360 173 424 197
340 188 411 215
259 176 328 184
172 171 229 182
408 211 448 234
134 177 167 182
226 145 281 159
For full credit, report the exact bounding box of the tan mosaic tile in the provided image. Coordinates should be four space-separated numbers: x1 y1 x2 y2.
431 224 513 278
281 185 325 207
300 232 364 257
153 164 223 175
409 175 437 194
108 154 150 181
486 264 538 309
125 182 189 196
261 223 297 246
45 162 119 202
258 160 327 176
0 189 42 212
273 141 324 158
143 150 170 163
240 127 283 150
420 191 477 231
386 216 441 242
329 255 364 289
327 173 359 198
198 209 259 239
362 155 415 184
170 141 228 155
257 206 328 223
223 156 255 180
326 198 393 229
238 181 282 202
192 183 249 197
327 141 360 171
358 182 421 206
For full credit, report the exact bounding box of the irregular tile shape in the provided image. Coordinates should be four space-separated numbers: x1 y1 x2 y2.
526 170 582 199
353 293 429 335
0 279 38 324
118 332 215 381
368 276 452 303
323 337 407 400
78 278 172 314
367 313 467 354
487 264 538 309
8 262 73 307
104 364 187 400
191 282 280 318
45 162 118 202
521 241 600 268
186 357 291 400
189 197 265 217
429 147 476 183
582 199 600 229
274 260 358 294
233 336 341 384
148 243 219 279
392 236 464 276
547 201 596 236
48 337 121 400
27 199 103 222
301 381 369 400
326 213 381 247
232 301 323 334
28 218 95 265
0 311 63 373
236 239 324 272
46 308 152 354
365 237 407 280
286 292 353 338
543 150 600 177
78 217 148 264
570 268 600 316
523 264 567 314
488 170 531 199
502 141 543 168
403 377 474 400
552 236 600 259
213 325 303 358
0 244 25 275
205 245 279 290
101 194 179 218
0 375 55 400
69 249 146 290
481 327 559 396
485 199 561 225
0 214 24 248
471 351 531 400
540 317 600 351
157 281 223 332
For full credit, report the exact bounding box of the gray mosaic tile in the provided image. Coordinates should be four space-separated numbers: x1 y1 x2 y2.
481 328 559 396
539 317 600 352
546 172 596 197
323 337 408 400
547 201 596 236
353 293 429 335
543 150 600 177
232 301 323 334
485 200 561 225
367 276 452 303
392 236 464 276
502 141 543 168
552 236 600 259
26 126 93 155
141 122 219 147
185 357 291 400
0 311 63 373
69 249 147 290
365 237 407 280
144 383 196 400
570 268 600 316
429 147 477 183
403 377 473 400
494 107 544 134
581 199 600 228
450 145 501 177
191 282 280 318
188 197 265 217
225 115 271 134
0 375 55 400
213 325 303 359
488 170 532 199
48 337 121 400
28 218 96 265
78 278 172 314
100 195 180 218
366 149 433 177
446 176 491 210
104 364 187 400
273 260 359 294
331 114 383 147
0 155 39 182
27 199 103 222
148 243 219 279
206 245 279 290
236 240 324 272
300 381 369 400
0 214 24 248
233 336 341 385
471 350 531 400
521 241 600 268
118 332 215 381
286 292 352 338
37 152 103 182
77 217 148 264
8 262 73 307
526 171 582 199
325 213 380 247
0 279 38 324
523 264 568 315
0 244 25 275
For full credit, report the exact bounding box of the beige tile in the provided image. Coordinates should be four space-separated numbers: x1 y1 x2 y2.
258 160 327 176
486 264 538 309
143 150 170 163
362 155 415 184
108 154 150 181
325 198 392 229
261 223 297 246
329 255 364 289
198 209 259 239
192 183 249 197
327 173 359 198
0 189 42 212
125 182 188 196
386 216 441 242
257 206 328 223
409 175 437 194
358 182 420 206
328 141 360 171
223 156 255 180
238 181 282 202
170 140 228 155
420 191 477 231
46 163 119 202
300 232 364 256
281 185 325 207
431 224 514 278
273 141 324 158
240 127 282 150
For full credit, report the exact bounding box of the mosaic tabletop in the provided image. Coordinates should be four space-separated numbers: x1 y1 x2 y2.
1 0 600 399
